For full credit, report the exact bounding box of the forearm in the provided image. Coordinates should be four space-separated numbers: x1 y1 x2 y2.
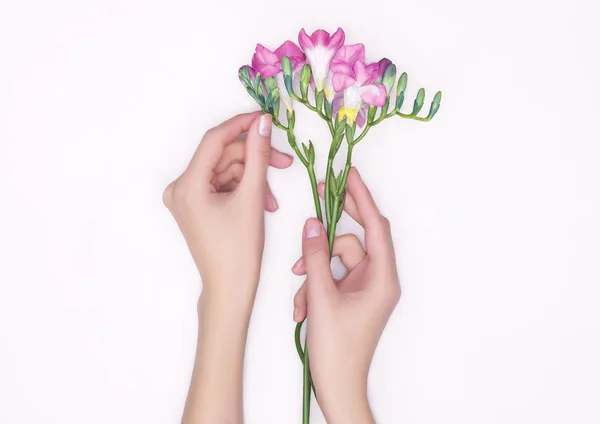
182 287 256 424
319 379 375 424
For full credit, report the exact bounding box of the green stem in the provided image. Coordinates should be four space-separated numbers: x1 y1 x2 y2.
303 338 311 423
307 165 323 222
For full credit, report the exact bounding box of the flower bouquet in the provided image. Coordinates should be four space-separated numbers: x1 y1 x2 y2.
238 27 442 423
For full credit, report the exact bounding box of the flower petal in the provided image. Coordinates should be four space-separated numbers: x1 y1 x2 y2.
332 92 344 115
330 60 354 76
354 60 379 86
275 41 306 70
332 73 356 92
355 104 369 127
360 84 387 107
252 44 281 77
327 27 345 51
333 43 365 64
311 29 331 47
298 29 314 51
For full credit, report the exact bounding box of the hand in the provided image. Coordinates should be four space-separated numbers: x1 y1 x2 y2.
163 111 293 299
292 168 401 424
163 112 293 424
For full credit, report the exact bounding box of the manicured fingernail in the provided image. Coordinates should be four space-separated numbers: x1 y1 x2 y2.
258 114 272 137
270 196 279 211
304 219 321 238
292 257 303 271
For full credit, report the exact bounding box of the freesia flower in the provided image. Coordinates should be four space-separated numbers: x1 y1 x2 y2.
331 59 387 126
298 28 345 92
251 41 305 110
324 43 365 102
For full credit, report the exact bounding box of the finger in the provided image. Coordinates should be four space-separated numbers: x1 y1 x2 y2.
302 218 337 303
346 167 395 262
239 114 272 195
265 182 279 212
214 165 278 212
317 182 362 226
213 163 244 190
293 283 307 322
188 112 262 187
214 140 294 174
292 233 366 275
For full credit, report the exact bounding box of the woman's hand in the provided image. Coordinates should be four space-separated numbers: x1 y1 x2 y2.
163 111 292 299
163 111 293 424
291 168 401 424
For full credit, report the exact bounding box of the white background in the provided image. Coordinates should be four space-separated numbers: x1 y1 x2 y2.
1 0 599 423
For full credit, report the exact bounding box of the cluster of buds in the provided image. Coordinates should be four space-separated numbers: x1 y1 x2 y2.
239 27 442 131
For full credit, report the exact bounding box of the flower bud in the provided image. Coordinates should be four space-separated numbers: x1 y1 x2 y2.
382 63 397 94
300 64 311 99
412 88 425 115
428 91 442 119
374 58 392 85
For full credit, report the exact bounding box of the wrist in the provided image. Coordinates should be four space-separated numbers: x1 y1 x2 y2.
320 391 374 424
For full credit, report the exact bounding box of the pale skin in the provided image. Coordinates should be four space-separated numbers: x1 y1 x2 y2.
163 111 400 424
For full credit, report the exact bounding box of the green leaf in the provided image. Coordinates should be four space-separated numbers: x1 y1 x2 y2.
264 76 277 93
239 67 252 87
287 109 296 130
253 72 262 93
315 90 324 112
367 106 377 123
412 88 425 116
345 123 355 143
397 72 408 93
264 87 279 111
324 99 333 118
330 170 338 195
334 116 346 139
308 141 315 164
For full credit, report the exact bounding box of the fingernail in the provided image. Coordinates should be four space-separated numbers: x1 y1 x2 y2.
271 196 279 211
258 114 272 137
293 307 299 321
304 219 321 238
285 153 294 161
292 257 304 271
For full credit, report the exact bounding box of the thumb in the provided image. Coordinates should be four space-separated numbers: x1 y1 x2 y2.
240 114 272 192
302 218 336 302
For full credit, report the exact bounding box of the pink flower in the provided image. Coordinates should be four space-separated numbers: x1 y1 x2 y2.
330 59 387 126
324 43 365 102
251 41 305 110
298 28 345 92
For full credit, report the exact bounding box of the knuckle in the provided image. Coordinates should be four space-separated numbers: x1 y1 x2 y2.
162 183 174 208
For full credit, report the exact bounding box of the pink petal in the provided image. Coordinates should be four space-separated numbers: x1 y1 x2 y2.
333 43 365 64
275 40 304 60
327 27 345 51
353 60 379 86
332 73 356 92
298 29 314 51
330 60 354 77
311 29 331 47
355 104 369 127
360 84 387 107
332 92 344 115
259 64 283 78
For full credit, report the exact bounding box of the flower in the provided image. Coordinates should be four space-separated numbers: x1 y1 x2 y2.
324 43 365 102
251 41 305 110
330 59 387 126
298 28 345 92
